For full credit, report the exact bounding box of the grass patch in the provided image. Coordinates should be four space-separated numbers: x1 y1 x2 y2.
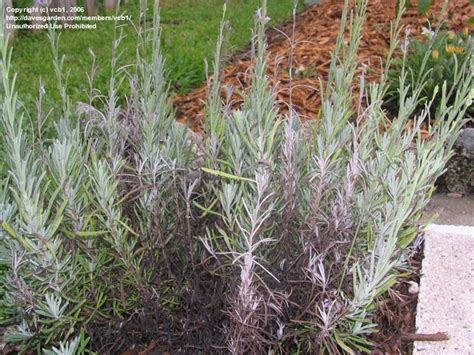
12 0 297 113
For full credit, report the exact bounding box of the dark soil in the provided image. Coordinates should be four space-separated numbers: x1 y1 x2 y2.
115 243 425 354
369 241 423 354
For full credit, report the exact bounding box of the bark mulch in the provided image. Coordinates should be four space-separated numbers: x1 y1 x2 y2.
173 0 473 132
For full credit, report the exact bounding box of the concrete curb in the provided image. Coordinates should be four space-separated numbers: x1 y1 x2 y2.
414 224 474 354
425 223 474 237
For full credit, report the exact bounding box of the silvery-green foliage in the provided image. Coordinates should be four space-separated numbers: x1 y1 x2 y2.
200 2 285 352
0 180 15 240
43 331 89 355
0 0 472 353
48 120 88 233
4 320 35 344
133 1 193 241
0 24 82 351
200 0 472 353
0 0 191 351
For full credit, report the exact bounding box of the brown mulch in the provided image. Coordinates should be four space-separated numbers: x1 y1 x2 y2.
173 0 473 132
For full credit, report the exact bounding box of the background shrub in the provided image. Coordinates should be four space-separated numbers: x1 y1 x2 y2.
384 27 473 118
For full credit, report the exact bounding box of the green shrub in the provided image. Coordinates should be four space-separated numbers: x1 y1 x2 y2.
1 0 472 353
384 27 473 118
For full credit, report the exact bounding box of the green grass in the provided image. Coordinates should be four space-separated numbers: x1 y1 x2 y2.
12 0 297 114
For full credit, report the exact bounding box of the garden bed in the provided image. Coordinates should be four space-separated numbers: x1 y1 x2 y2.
0 240 425 354
1 0 472 353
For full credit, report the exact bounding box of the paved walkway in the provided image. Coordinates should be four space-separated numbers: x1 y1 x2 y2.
421 194 474 226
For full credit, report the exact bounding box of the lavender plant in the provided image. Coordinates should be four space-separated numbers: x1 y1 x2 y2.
0 0 472 353
0 0 193 352
200 0 472 353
